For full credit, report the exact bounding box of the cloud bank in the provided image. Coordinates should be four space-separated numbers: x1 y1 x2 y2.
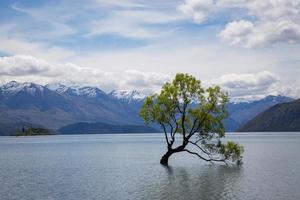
1 55 298 100
0 55 170 94
179 0 300 47
178 0 214 24
211 71 280 100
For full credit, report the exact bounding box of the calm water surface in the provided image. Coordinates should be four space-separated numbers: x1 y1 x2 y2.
1 132 300 200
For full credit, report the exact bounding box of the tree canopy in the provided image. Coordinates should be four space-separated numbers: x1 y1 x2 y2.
139 73 243 165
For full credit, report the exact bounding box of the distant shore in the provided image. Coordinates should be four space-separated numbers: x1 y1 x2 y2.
12 127 54 136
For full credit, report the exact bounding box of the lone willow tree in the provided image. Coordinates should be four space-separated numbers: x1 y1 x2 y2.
139 73 243 166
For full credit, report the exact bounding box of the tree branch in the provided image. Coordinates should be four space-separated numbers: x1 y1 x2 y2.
167 122 174 144
182 149 212 162
182 149 226 163
171 114 179 137
189 118 199 135
189 141 211 155
181 100 189 141
189 101 217 137
187 111 210 140
160 123 170 146
176 105 182 113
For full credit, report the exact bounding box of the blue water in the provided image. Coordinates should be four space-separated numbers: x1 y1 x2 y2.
1 133 300 200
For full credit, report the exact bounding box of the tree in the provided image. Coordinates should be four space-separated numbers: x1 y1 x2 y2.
139 73 243 166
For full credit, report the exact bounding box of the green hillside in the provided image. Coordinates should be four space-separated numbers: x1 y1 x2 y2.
239 99 300 132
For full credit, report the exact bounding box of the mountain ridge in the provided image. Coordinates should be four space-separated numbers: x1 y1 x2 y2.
239 99 300 132
0 81 145 135
225 95 294 131
0 80 295 135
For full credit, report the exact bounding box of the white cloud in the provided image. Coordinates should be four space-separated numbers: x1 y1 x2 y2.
0 55 170 94
220 0 300 47
177 0 214 24
211 71 280 100
94 0 147 8
0 24 75 61
219 20 255 47
220 20 300 48
86 10 184 39
1 55 299 99
0 55 58 76
210 70 300 100
179 0 300 47
11 2 77 39
10 1 184 41
87 18 158 39
216 71 278 89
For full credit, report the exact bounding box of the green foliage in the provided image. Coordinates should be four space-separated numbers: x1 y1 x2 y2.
139 73 244 165
219 141 244 164
14 127 52 136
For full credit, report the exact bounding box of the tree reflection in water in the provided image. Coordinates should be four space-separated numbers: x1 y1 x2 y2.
143 165 243 200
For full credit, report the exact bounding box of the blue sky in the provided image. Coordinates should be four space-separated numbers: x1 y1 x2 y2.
0 0 300 100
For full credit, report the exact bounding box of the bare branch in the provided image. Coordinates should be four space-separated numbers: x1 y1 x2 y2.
167 122 174 144
182 149 212 162
160 123 170 146
189 118 199 135
182 149 226 163
193 137 203 144
171 114 179 137
176 105 182 113
189 141 211 155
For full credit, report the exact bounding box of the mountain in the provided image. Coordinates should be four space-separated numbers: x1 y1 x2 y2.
58 122 159 134
0 81 80 134
46 83 107 98
107 90 145 124
224 95 294 131
239 99 300 132
0 81 295 135
0 81 145 135
0 81 77 111
108 90 146 103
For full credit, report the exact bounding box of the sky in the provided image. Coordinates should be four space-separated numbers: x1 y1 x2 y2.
0 0 300 100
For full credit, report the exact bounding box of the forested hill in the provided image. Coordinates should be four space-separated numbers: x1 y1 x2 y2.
239 99 300 132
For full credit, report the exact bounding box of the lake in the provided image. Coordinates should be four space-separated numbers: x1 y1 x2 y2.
1 132 300 200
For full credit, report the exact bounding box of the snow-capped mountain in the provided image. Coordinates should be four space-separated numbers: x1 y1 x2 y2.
109 90 146 102
45 83 106 98
0 80 295 135
0 81 146 135
1 81 146 101
45 83 68 93
66 86 106 98
225 95 294 131
0 81 44 95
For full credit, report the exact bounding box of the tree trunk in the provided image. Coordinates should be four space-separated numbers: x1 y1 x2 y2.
160 149 174 166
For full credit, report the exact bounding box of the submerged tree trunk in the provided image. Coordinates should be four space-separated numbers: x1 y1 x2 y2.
160 144 187 165
160 149 174 166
